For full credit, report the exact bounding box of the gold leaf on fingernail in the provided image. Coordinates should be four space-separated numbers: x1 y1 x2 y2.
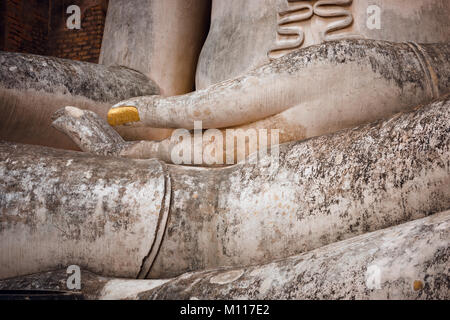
108 106 140 126
413 280 424 291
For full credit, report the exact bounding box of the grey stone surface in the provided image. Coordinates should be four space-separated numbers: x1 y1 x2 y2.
0 51 160 102
0 142 170 279
1 211 448 300
142 210 450 300
100 0 210 96
0 52 168 150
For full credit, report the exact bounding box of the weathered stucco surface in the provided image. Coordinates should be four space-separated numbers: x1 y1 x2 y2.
1 211 448 300
0 0 448 301
0 142 170 279
142 210 450 300
0 51 159 102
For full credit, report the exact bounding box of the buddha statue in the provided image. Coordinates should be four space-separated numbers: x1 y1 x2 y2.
0 0 449 299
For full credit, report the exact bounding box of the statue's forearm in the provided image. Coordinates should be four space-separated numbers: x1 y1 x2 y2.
107 40 450 131
59 40 450 165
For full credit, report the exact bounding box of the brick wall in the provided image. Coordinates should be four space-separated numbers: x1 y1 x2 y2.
1 0 50 56
48 0 108 63
0 0 108 63
0 1 6 51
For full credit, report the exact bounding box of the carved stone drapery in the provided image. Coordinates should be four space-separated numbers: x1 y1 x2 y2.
269 0 357 59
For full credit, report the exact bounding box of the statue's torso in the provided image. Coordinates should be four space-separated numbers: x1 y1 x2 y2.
196 0 450 89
